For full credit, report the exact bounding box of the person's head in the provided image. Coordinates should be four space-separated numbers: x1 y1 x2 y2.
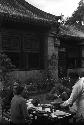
13 81 24 95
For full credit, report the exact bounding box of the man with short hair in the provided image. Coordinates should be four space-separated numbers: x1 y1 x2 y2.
10 81 31 125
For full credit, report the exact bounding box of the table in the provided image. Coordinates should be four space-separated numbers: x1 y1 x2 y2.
26 100 74 125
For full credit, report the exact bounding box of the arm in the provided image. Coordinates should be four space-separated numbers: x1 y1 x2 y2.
21 99 31 122
61 78 83 107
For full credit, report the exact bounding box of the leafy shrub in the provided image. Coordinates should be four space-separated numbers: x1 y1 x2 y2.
0 52 16 87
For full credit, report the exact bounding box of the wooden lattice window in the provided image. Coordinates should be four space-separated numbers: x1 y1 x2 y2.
2 30 21 51
23 33 40 51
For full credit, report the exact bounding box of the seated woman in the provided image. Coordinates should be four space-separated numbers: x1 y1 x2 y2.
10 81 31 125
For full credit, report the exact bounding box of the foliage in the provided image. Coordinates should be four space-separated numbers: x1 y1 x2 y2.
46 77 72 101
0 52 16 87
22 69 56 97
0 53 15 72
66 0 84 29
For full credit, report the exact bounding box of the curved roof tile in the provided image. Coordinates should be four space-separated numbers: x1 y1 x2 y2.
59 24 84 39
0 0 61 25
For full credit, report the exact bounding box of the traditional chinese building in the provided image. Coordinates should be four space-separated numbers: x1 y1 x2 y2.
0 0 61 81
59 24 84 77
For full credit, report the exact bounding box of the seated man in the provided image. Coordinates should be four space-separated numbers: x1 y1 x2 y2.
10 81 31 125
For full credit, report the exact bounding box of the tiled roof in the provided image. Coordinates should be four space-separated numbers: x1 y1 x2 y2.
59 24 84 39
0 0 61 25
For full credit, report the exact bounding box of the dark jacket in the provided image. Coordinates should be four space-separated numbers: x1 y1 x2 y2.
11 95 29 124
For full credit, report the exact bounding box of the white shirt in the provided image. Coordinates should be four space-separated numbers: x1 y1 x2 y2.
62 77 84 118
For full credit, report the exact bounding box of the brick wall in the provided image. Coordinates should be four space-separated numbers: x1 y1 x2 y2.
48 33 60 80
10 70 43 82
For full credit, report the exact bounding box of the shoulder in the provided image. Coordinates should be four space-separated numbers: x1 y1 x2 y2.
11 95 16 101
77 77 84 85
73 77 84 88
19 96 26 103
80 77 84 82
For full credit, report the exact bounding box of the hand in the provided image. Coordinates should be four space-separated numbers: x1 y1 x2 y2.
60 102 69 110
60 101 67 108
60 103 65 108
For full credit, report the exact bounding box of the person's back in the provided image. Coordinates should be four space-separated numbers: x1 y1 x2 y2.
11 95 26 124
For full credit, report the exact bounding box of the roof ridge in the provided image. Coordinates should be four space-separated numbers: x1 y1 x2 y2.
0 0 35 17
0 0 60 25
14 0 34 16
15 0 61 21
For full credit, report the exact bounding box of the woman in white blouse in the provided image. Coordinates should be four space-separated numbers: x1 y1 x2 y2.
60 74 84 124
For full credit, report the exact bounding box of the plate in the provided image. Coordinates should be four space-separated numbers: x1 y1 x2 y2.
53 110 70 116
